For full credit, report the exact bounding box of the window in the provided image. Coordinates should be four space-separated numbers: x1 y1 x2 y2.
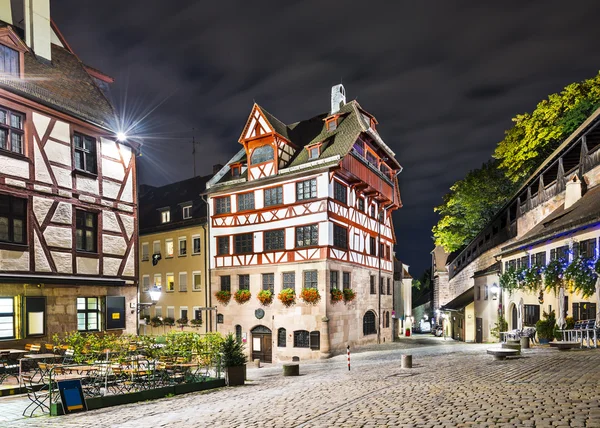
0 194 26 244
180 307 188 321
235 325 242 342
142 275 150 292
154 274 162 288
523 305 540 326
296 224 318 247
484 285 488 300
333 181 347 204
370 205 375 218
235 233 253 254
310 331 320 350
578 238 596 259
166 273 174 292
532 252 546 267
573 302 597 321
0 45 19 76
366 151 377 168
142 243 149 261
165 239 174 258
239 274 250 291
231 165 241 177
296 179 317 201
386 278 390 295
217 236 230 255
385 312 390 328
215 197 231 214
75 210 97 252
160 209 170 224
179 272 187 292
0 297 14 339
343 272 351 290
330 271 339 291
264 187 283 207
182 204 192 219
333 224 348 249
357 198 364 212
154 306 162 318
304 270 318 289
192 272 201 291
293 330 310 348
370 275 376 294
262 273 274 293
153 241 161 255
278 328 286 347
178 237 187 256
308 146 320 160
326 118 337 131
220 276 231 292
363 311 376 335
264 229 285 251
0 108 24 154
251 144 274 164
193 307 202 323
77 297 100 332
380 277 384 294
167 307 175 319
283 272 295 292
192 235 201 254
73 133 97 174
237 192 255 211
550 245 569 261
369 237 376 255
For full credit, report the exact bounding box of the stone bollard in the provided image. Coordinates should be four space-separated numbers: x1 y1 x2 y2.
401 354 412 369
283 363 299 376
520 336 530 349
253 358 261 368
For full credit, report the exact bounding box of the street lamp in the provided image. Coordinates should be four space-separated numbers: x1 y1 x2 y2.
491 283 499 300
137 285 162 313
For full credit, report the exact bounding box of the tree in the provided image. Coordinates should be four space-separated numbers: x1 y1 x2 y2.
432 160 518 252
494 72 600 182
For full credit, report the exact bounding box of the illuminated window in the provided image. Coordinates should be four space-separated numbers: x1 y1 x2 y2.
251 145 274 164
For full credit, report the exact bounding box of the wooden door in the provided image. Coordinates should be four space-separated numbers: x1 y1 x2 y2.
476 318 483 343
512 305 518 330
251 326 272 363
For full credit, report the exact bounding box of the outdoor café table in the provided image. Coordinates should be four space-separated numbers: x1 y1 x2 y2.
0 349 27 355
20 354 62 381
168 362 202 383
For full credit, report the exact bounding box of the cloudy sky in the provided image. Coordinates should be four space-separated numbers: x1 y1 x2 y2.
53 1 600 276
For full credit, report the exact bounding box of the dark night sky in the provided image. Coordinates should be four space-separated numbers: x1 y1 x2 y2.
52 1 600 277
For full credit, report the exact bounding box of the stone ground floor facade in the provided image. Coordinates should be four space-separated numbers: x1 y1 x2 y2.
212 259 393 362
7 338 600 427
0 283 137 348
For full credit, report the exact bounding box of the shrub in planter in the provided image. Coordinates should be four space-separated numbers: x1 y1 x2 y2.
535 310 557 344
257 289 273 306
221 333 247 386
544 259 566 294
234 289 252 304
343 288 356 303
176 317 188 327
150 316 163 327
300 288 321 305
163 317 175 327
190 319 203 328
564 257 597 298
278 288 296 308
215 290 232 305
330 288 343 304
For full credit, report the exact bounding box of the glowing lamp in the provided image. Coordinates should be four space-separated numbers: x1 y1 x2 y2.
116 132 127 142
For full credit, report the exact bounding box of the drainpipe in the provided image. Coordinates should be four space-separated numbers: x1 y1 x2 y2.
201 194 212 333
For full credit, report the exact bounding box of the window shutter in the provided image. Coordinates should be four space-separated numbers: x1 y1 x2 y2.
572 303 579 322
309 331 320 350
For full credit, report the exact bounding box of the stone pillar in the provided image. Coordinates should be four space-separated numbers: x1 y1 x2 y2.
320 316 332 359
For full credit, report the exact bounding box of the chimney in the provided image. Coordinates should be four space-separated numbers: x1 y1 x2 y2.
564 175 582 209
330 84 346 114
24 0 52 62
213 164 224 174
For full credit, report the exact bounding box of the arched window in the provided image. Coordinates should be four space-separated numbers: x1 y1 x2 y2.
277 328 286 347
293 330 310 348
217 314 224 324
251 145 274 164
235 325 242 343
363 311 376 336
385 311 390 328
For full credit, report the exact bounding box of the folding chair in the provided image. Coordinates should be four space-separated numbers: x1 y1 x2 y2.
22 374 51 417
0 351 20 384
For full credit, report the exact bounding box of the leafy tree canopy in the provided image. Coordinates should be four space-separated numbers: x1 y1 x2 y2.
494 72 600 182
433 160 518 252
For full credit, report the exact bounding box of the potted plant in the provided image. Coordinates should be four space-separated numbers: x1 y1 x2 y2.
163 317 175 327
221 333 246 386
215 290 232 305
150 316 163 328
278 288 296 307
535 310 557 344
234 289 252 304
176 317 188 328
257 289 273 306
564 257 597 297
330 288 343 304
343 288 356 303
300 287 321 305
190 319 203 328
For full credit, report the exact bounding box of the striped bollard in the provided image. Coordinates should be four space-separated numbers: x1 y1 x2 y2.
347 345 350 371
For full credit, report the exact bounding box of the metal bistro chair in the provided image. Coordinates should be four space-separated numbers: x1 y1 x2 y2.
22 374 51 417
0 351 20 384
584 319 596 348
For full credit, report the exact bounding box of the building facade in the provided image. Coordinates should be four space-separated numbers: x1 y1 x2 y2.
205 85 402 362
0 1 139 346
138 176 212 334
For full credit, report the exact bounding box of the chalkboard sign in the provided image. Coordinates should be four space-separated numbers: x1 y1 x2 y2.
25 296 46 337
106 296 126 330
58 379 87 414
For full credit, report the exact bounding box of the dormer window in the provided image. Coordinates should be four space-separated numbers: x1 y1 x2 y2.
159 208 170 223
325 117 338 132
306 143 322 160
0 45 19 77
231 164 241 177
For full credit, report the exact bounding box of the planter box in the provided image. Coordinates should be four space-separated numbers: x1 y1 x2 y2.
226 365 245 386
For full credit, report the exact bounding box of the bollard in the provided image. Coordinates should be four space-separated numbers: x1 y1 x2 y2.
347 345 351 371
520 336 530 349
401 354 412 369
253 358 261 368
283 364 299 376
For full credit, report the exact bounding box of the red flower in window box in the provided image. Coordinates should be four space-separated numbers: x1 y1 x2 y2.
343 288 356 303
330 288 343 304
300 288 321 305
215 290 232 305
278 288 296 308
234 289 251 304
257 289 273 306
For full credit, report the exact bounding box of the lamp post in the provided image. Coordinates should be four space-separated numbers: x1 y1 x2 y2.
137 285 162 335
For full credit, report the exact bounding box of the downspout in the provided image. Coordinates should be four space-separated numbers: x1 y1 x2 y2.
201 194 212 333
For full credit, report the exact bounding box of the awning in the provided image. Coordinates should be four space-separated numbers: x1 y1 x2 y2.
440 286 474 311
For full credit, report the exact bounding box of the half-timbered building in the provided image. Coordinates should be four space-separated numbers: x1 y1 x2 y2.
0 1 139 346
206 85 402 361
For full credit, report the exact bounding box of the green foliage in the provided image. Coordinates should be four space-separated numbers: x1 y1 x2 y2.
494 72 600 182
490 314 508 340
150 316 163 327
565 317 575 330
564 257 597 298
343 288 356 303
190 319 203 327
432 160 518 252
163 317 175 326
220 333 246 368
278 288 296 307
535 310 557 341
499 267 519 293
257 289 273 306
330 288 343 303
176 317 188 326
543 259 566 295
234 289 252 304
522 265 543 292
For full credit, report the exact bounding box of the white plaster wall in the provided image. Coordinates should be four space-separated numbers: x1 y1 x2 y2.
102 158 125 181
52 251 72 274
76 175 99 195
77 257 99 275
43 226 72 248
0 249 29 270
2 154 30 179
50 120 70 143
45 140 71 166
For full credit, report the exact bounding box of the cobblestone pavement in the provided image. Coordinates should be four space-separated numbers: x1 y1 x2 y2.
6 338 600 427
